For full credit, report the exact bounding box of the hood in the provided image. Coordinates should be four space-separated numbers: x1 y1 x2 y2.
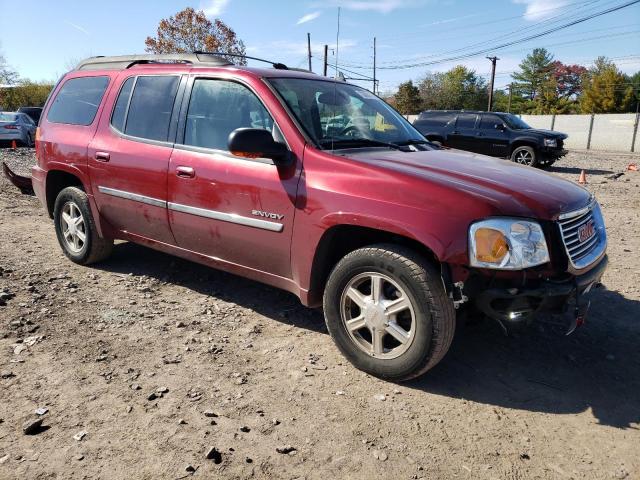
514 128 567 139
343 148 590 220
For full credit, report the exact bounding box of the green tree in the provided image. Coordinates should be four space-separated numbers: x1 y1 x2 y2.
417 72 444 110
512 48 555 100
0 80 53 110
394 81 422 115
580 57 633 113
417 66 487 110
625 71 640 112
440 66 488 110
145 7 246 65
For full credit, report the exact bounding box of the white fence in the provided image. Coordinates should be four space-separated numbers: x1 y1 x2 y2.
406 113 640 153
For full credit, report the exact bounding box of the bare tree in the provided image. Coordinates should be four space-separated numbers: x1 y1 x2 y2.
0 46 19 85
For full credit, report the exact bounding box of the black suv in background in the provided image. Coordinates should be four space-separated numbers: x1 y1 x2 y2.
17 107 43 125
413 110 568 167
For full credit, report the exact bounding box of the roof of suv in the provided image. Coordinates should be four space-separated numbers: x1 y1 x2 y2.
74 53 322 81
420 110 511 116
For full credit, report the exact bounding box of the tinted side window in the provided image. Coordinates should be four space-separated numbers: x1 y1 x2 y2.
480 115 503 130
417 112 455 126
124 76 179 142
111 77 135 132
184 79 275 151
47 76 109 126
456 114 477 129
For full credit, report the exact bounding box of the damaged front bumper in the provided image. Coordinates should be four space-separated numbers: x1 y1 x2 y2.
473 255 608 334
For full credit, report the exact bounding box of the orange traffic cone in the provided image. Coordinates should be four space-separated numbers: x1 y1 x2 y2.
11 140 17 150
627 163 638 172
578 170 587 184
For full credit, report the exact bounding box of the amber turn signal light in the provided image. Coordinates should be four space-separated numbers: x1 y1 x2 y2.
474 228 509 263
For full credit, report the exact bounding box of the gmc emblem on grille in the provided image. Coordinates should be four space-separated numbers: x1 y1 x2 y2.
577 220 595 243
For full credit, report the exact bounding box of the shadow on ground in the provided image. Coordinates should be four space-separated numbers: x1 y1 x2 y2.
548 165 614 176
98 242 640 429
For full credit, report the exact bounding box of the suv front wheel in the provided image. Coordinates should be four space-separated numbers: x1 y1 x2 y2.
53 186 113 265
511 145 538 167
323 244 456 381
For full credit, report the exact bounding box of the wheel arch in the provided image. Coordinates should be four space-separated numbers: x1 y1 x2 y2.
45 169 85 218
306 224 443 307
510 138 539 155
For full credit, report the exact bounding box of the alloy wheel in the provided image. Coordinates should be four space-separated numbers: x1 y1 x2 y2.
340 272 416 359
60 201 87 253
515 149 533 165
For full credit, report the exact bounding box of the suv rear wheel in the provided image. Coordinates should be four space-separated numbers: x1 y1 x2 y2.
53 186 113 265
323 244 455 381
511 145 538 167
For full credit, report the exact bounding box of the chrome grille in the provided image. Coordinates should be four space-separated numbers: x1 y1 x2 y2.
558 202 604 269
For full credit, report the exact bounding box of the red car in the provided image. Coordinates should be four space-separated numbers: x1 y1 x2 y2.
31 53 608 381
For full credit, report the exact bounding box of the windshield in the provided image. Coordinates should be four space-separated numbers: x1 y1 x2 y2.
0 113 18 122
502 114 531 130
269 78 429 150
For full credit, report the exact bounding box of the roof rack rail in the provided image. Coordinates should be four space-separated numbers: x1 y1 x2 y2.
192 51 290 70
75 53 232 71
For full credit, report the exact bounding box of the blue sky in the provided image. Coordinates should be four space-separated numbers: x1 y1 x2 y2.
1 0 639 92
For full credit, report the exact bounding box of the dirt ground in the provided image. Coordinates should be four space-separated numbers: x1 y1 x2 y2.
0 148 639 480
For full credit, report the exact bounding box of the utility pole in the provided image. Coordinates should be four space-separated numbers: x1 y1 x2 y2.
373 37 377 94
307 33 312 72
323 44 328 76
507 83 513 113
486 56 499 112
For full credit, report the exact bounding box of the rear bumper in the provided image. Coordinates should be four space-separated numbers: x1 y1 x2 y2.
474 255 608 326
0 131 26 142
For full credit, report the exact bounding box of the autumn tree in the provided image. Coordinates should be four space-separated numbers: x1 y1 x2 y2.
553 61 587 99
394 81 422 115
580 57 633 113
145 7 246 65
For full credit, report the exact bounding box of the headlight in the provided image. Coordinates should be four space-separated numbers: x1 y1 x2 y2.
469 219 550 269
543 138 557 147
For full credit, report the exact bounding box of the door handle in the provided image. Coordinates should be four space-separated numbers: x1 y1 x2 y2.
95 151 110 162
176 166 195 178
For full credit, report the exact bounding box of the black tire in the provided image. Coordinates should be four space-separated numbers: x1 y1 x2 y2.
53 186 113 265
323 244 456 381
510 145 538 167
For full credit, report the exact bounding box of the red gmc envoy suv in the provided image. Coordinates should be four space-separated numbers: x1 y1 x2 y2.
32 53 608 381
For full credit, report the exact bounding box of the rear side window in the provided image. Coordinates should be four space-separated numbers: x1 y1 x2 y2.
110 77 135 132
479 114 503 130
456 114 477 129
122 76 179 142
47 76 109 126
416 112 455 126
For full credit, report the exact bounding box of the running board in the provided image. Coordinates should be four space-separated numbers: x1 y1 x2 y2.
2 162 34 195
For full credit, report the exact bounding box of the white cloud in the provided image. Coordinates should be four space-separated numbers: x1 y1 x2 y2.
64 20 90 36
322 0 421 14
513 0 569 21
201 0 230 17
297 11 322 25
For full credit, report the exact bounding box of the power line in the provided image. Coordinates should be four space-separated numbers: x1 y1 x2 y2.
343 0 612 66
345 0 640 70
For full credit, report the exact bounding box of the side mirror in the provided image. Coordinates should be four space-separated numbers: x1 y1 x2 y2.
228 128 292 165
495 123 506 131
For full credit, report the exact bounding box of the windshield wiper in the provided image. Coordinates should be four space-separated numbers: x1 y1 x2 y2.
319 138 408 151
